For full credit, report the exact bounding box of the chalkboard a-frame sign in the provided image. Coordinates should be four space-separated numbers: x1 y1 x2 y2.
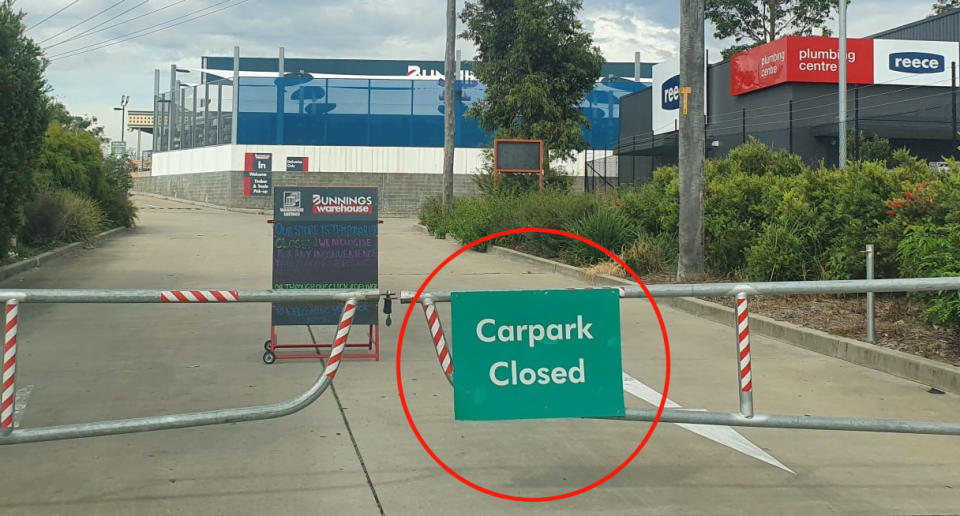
493 139 544 190
272 186 378 326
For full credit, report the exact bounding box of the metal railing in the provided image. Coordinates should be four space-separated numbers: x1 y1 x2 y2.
0 289 380 445
402 277 960 436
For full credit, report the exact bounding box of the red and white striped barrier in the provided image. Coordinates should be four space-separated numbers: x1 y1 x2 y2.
160 290 239 303
322 299 357 379
735 292 754 417
422 299 453 378
2 300 18 431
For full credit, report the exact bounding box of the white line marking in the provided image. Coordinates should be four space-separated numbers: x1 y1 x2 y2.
13 384 32 429
622 373 794 474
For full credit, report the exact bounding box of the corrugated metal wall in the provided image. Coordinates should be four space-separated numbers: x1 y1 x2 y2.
872 8 960 42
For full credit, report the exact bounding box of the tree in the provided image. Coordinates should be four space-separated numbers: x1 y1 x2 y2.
706 0 839 58
460 0 604 175
932 0 960 14
46 100 108 143
0 0 48 257
35 122 107 198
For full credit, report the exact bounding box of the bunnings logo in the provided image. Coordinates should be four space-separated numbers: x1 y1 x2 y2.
889 52 945 74
662 74 680 110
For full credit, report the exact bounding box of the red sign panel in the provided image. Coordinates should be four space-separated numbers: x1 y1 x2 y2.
731 37 874 95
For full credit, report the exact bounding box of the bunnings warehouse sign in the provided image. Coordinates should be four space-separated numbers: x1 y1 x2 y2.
451 289 624 421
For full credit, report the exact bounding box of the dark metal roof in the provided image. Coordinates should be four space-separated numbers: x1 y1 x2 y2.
870 7 960 41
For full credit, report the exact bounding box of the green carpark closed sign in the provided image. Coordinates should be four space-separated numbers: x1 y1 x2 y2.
451 289 625 421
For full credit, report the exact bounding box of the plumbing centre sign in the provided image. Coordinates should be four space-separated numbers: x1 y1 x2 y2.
451 289 624 421
731 37 960 95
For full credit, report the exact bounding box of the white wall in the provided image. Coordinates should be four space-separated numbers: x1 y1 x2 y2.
152 145 589 177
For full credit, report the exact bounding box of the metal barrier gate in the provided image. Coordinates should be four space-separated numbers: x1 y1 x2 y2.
402 277 960 436
0 288 380 445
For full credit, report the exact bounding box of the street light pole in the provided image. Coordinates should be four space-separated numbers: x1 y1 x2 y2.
113 95 129 143
113 95 129 155
838 0 848 169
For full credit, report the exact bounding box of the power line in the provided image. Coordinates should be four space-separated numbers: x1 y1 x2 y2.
26 0 80 31
44 0 185 50
45 0 148 50
37 0 127 45
49 0 248 61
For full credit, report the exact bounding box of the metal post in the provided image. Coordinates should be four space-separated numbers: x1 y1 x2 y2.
734 292 754 418
741 108 746 144
952 62 957 152
231 46 240 145
179 85 185 149
455 49 462 147
277 47 285 145
191 85 198 148
855 88 860 162
838 0 848 169
1 299 18 433
136 130 141 164
168 64 176 151
153 69 159 153
217 83 223 144
866 244 875 343
203 81 210 147
789 99 794 154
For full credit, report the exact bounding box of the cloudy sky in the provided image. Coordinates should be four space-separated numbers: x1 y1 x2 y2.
19 0 937 152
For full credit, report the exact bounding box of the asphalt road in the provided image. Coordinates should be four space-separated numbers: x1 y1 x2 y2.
0 195 958 515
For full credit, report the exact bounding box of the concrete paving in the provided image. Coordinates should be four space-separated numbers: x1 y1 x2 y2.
0 195 958 515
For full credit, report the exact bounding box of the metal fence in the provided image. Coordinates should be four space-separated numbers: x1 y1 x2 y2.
0 289 380 445
402 277 960 436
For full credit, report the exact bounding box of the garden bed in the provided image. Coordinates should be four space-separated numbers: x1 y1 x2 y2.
591 268 960 366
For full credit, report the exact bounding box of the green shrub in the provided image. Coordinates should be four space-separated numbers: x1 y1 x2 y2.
100 155 138 227
617 165 678 237
716 137 806 177
704 167 790 272
745 188 818 281
99 189 137 229
418 196 448 236
22 189 105 246
847 131 892 166
621 233 671 275
500 190 602 257
445 196 502 251
896 224 960 329
562 209 637 265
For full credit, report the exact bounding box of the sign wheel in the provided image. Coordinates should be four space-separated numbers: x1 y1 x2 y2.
262 351 277 365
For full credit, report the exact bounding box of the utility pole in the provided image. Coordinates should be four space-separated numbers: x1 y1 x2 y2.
441 0 456 206
838 0 848 169
677 0 705 280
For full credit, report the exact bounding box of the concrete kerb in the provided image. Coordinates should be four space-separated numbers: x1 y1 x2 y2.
132 191 268 215
0 227 129 283
414 223 960 394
